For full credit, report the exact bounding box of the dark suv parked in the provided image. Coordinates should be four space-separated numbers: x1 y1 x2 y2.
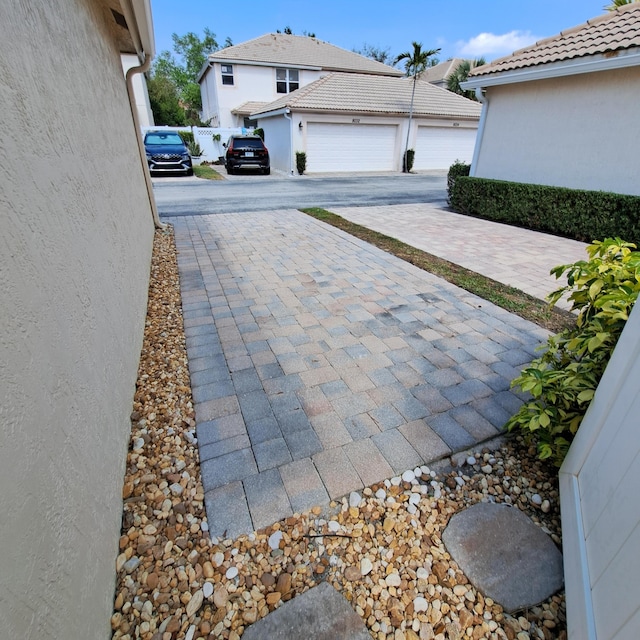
224 135 270 175
144 131 193 176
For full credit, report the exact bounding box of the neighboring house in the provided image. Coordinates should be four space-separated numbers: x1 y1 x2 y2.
122 53 155 127
461 4 640 196
251 72 481 174
198 32 403 128
1 1 157 638
460 5 640 638
421 58 466 88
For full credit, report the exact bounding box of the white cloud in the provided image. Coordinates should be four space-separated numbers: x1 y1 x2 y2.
456 30 540 58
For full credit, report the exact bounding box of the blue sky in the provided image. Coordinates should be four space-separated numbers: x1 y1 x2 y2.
150 0 611 65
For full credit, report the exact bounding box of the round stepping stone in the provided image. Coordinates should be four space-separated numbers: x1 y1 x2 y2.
442 502 563 613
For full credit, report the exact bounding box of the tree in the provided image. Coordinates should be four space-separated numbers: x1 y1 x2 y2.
354 43 395 66
446 58 487 101
150 28 225 125
147 74 186 126
394 42 441 172
604 0 639 9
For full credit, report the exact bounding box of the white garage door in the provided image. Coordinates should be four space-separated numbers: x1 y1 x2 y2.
414 126 477 170
306 123 397 172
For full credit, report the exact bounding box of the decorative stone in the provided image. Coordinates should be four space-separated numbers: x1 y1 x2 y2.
349 492 362 508
213 585 229 608
360 558 373 576
203 581 214 599
375 488 387 500
226 566 239 580
413 597 428 613
402 470 415 483
328 520 341 533
268 530 283 550
386 573 401 587
186 589 204 617
442 503 564 612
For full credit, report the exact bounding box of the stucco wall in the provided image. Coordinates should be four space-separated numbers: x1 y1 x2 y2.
259 116 294 173
0 1 155 638
474 67 640 195
203 62 322 128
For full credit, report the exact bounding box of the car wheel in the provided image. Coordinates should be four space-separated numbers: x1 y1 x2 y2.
264 167 270 175
186 168 194 177
226 164 233 175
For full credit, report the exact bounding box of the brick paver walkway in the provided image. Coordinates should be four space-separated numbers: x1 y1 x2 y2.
332 204 588 310
170 209 554 539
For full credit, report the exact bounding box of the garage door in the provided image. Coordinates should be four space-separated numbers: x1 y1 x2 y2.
306 123 397 172
414 126 477 170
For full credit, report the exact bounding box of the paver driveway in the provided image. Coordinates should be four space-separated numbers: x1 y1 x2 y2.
170 210 549 539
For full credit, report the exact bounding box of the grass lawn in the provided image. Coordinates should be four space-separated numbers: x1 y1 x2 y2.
193 164 224 180
300 207 576 334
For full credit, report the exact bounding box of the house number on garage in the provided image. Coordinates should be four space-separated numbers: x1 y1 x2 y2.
352 118 360 124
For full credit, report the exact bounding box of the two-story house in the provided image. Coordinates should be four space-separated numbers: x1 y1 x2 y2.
198 32 403 128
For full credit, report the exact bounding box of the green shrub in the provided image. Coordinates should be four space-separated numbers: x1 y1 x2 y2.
506 238 640 465
178 130 194 146
449 176 640 245
447 161 471 204
403 149 415 172
187 140 202 157
254 128 264 140
296 151 306 175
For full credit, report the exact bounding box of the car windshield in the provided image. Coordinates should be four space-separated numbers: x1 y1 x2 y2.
145 132 184 146
233 138 264 149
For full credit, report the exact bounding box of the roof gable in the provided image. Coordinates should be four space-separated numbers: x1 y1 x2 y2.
471 4 640 78
208 33 403 77
251 73 482 119
422 59 466 83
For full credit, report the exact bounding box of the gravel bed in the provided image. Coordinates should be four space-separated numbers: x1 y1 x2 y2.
112 227 566 640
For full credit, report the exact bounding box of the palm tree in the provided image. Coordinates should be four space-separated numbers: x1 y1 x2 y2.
446 58 487 100
604 0 639 10
394 42 441 172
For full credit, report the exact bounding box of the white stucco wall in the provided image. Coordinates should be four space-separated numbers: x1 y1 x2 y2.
0 1 155 638
258 115 294 174
201 62 322 128
473 67 640 195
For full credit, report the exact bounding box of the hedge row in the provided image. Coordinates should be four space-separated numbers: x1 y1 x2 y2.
448 173 640 246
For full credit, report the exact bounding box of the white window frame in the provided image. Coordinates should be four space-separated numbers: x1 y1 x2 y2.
276 68 299 94
221 64 234 85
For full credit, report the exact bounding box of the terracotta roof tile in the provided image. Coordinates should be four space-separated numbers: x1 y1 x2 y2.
251 73 482 119
471 4 640 77
210 33 403 76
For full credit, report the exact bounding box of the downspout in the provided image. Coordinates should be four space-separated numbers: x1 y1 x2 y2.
120 0 166 230
469 86 488 177
283 108 294 176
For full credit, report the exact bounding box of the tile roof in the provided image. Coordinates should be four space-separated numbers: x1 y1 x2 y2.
209 33 403 77
231 101 270 116
251 73 482 119
422 58 466 84
471 3 640 77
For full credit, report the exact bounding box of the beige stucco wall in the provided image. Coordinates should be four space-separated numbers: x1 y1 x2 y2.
0 1 155 638
474 67 640 195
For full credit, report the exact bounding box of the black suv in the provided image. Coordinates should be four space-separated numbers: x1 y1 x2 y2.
144 131 193 176
224 135 270 175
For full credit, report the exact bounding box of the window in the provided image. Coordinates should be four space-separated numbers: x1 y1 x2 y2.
221 64 234 85
276 68 299 93
244 117 258 129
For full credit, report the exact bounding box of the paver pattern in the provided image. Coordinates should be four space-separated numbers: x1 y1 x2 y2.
170 209 550 538
332 204 588 309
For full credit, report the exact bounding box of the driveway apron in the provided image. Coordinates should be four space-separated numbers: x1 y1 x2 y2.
169 210 549 539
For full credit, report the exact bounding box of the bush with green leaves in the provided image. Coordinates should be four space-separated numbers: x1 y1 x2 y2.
404 149 415 172
447 160 470 205
178 130 194 146
449 176 640 245
506 238 640 465
296 151 306 175
187 140 202 157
